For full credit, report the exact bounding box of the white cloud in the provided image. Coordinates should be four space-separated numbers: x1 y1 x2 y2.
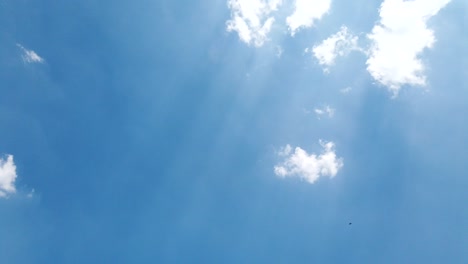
274 141 343 184
0 155 18 198
314 105 335 118
340 87 352 94
366 0 451 95
226 0 282 47
312 26 359 71
286 0 331 36
17 44 44 64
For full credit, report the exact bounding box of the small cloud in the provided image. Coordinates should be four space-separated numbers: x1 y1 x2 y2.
277 144 292 156
286 0 331 36
366 0 451 96
340 87 352 94
274 141 343 184
314 105 335 119
17 44 44 64
0 155 18 198
311 26 359 72
275 45 283 58
226 0 283 47
27 189 35 198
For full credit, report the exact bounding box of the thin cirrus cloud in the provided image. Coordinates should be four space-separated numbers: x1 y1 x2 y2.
286 0 331 36
274 141 343 184
0 155 18 198
366 0 452 95
310 26 359 72
17 44 44 64
226 0 283 47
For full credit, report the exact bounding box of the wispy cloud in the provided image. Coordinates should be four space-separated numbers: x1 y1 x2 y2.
17 44 44 64
274 141 343 184
340 87 352 94
0 155 18 198
286 0 331 36
311 26 359 72
226 0 282 47
366 0 451 95
27 189 35 198
277 144 292 157
275 45 284 58
314 105 335 119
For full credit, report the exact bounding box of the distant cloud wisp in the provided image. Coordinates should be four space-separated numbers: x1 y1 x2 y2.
274 141 343 184
366 0 451 95
17 44 44 64
314 105 335 118
340 87 352 94
0 155 18 198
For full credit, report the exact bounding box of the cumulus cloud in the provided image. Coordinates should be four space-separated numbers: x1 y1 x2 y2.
274 141 343 184
366 0 451 95
311 26 359 71
286 0 331 36
0 155 18 198
226 0 283 46
17 44 44 64
314 105 335 118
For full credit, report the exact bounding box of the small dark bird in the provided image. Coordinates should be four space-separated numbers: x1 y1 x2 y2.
348 222 352 225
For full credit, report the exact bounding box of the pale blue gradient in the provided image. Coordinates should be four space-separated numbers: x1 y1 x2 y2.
0 0 466 263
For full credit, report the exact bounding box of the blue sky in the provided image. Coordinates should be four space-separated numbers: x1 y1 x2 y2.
0 0 467 263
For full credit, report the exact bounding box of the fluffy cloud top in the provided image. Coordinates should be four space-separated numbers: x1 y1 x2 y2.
274 141 343 184
286 0 331 36
17 44 44 64
312 26 359 71
226 0 282 46
366 0 451 95
0 155 17 197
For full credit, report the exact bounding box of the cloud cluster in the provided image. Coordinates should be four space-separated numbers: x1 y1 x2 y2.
274 141 343 184
226 0 331 45
0 155 18 198
366 0 451 95
226 0 452 185
226 0 451 94
311 26 359 71
17 44 44 64
306 0 450 93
